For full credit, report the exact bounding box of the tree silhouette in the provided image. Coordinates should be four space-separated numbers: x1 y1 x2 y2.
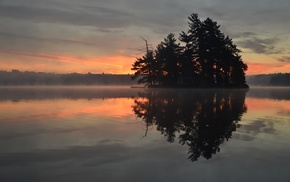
230 59 248 86
132 89 247 161
155 33 182 87
131 51 158 86
132 13 248 88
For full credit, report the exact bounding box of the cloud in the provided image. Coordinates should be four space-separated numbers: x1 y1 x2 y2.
1 0 290 74
0 50 82 62
0 32 101 47
277 56 290 63
95 28 125 33
229 32 257 39
2 0 290 36
0 4 134 29
0 27 140 58
238 37 281 54
0 1 185 32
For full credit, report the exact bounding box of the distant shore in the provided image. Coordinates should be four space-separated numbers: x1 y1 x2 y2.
1 70 289 87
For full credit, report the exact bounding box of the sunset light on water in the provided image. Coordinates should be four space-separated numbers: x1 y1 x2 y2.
0 87 290 181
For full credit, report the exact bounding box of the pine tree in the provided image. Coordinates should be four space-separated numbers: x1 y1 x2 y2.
179 13 202 81
179 13 248 88
155 33 182 86
230 59 248 86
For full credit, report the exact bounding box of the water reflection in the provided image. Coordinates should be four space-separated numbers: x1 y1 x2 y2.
133 89 247 161
1 87 290 181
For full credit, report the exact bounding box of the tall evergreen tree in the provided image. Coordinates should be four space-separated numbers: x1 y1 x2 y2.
179 13 203 81
179 13 247 87
230 59 248 85
200 18 223 86
155 33 182 86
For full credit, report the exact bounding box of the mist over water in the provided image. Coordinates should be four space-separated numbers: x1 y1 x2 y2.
0 86 141 101
0 86 290 182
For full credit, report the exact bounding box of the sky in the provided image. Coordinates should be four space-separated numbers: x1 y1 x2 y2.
0 0 290 75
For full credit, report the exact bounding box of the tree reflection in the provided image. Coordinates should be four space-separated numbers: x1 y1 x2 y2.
132 89 247 161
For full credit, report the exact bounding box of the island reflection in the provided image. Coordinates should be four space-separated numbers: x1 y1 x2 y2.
132 89 247 161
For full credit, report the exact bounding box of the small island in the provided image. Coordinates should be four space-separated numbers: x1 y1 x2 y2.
131 13 248 89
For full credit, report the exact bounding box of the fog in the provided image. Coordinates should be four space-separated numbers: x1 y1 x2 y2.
247 73 290 86
0 86 143 101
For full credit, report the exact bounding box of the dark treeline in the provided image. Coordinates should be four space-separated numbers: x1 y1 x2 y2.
132 13 248 88
0 70 137 85
132 89 247 161
247 73 290 86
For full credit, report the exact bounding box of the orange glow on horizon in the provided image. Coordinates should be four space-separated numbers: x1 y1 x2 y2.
2 49 290 75
246 63 290 75
0 50 136 74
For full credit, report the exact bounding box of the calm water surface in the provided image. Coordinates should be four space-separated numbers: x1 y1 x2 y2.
0 86 289 182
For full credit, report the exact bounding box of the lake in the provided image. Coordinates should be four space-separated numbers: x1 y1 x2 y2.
0 86 290 182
